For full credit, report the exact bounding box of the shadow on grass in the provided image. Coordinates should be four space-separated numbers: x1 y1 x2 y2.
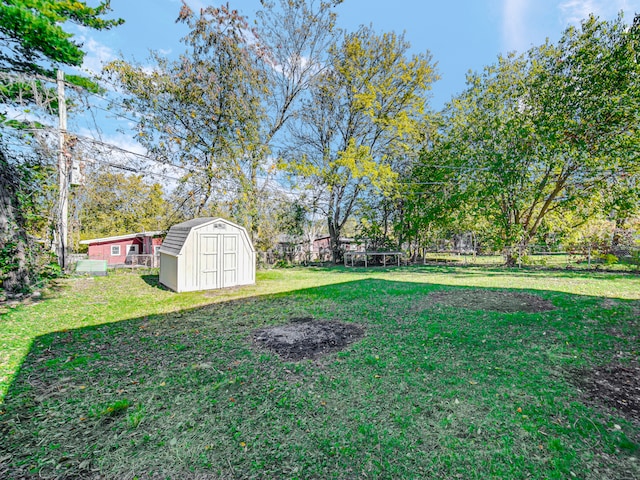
1 278 638 479
141 274 170 290
310 263 640 285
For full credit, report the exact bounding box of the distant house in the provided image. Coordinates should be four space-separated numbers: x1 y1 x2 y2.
312 235 359 253
79 231 164 266
275 235 360 262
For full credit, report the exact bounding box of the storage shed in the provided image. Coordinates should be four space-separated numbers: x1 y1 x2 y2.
159 217 255 292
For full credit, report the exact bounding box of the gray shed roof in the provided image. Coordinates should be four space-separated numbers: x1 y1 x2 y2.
159 229 189 256
159 217 245 256
169 217 218 230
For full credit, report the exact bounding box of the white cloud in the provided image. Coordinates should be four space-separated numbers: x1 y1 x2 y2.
78 36 117 75
158 48 173 56
502 0 640 53
502 0 531 52
76 129 182 189
170 0 207 12
559 0 636 25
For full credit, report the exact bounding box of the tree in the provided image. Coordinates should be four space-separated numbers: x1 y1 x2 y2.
77 170 169 240
0 0 122 293
255 0 342 148
414 14 640 265
284 26 438 261
106 1 341 244
0 0 122 74
105 4 265 224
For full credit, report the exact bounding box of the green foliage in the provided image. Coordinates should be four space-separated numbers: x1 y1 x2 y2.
355 197 400 251
91 399 131 418
563 218 615 254
628 250 640 269
126 403 146 429
599 253 619 266
38 257 62 280
0 146 60 292
410 14 640 263
273 259 294 268
63 73 105 94
0 0 123 73
105 1 341 244
0 242 19 274
285 26 438 261
104 4 265 234
77 170 170 240
276 199 307 239
0 1 123 293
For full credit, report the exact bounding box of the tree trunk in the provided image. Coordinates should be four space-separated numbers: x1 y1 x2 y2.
0 151 33 293
327 216 342 264
503 248 517 267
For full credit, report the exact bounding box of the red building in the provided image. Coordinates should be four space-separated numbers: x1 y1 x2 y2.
79 231 164 266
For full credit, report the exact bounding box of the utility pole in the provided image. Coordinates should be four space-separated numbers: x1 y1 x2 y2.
56 69 68 269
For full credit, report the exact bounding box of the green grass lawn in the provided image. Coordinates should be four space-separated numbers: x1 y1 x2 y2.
0 266 638 479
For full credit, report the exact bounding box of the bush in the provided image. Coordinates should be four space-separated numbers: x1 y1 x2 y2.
625 250 640 269
40 261 62 280
273 259 293 268
599 253 618 266
519 254 548 266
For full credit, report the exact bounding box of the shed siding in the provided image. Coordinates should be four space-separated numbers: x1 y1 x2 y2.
183 230 198 291
160 217 255 293
159 253 178 291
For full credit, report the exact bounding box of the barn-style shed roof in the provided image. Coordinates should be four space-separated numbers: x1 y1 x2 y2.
159 217 253 257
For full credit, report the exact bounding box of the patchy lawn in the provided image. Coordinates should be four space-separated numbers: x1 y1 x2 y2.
0 267 638 479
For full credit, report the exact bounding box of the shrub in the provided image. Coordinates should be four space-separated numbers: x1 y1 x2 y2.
599 253 618 266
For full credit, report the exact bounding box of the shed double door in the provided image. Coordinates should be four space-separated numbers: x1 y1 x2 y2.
198 234 238 290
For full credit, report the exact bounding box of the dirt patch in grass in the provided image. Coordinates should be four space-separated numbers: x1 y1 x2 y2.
574 360 640 426
427 289 556 313
253 317 364 361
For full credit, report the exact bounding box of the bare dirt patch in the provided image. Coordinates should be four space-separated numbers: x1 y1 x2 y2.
428 289 556 313
574 360 640 426
253 317 364 361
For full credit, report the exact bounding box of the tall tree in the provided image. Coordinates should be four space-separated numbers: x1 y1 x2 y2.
414 14 640 264
0 0 122 293
255 0 341 147
105 3 265 224
0 0 122 74
285 26 438 261
106 0 341 243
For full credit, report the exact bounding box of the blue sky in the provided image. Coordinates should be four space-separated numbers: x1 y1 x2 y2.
60 0 640 170
80 0 640 109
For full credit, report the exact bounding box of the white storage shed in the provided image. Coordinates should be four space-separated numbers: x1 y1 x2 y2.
159 217 256 292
